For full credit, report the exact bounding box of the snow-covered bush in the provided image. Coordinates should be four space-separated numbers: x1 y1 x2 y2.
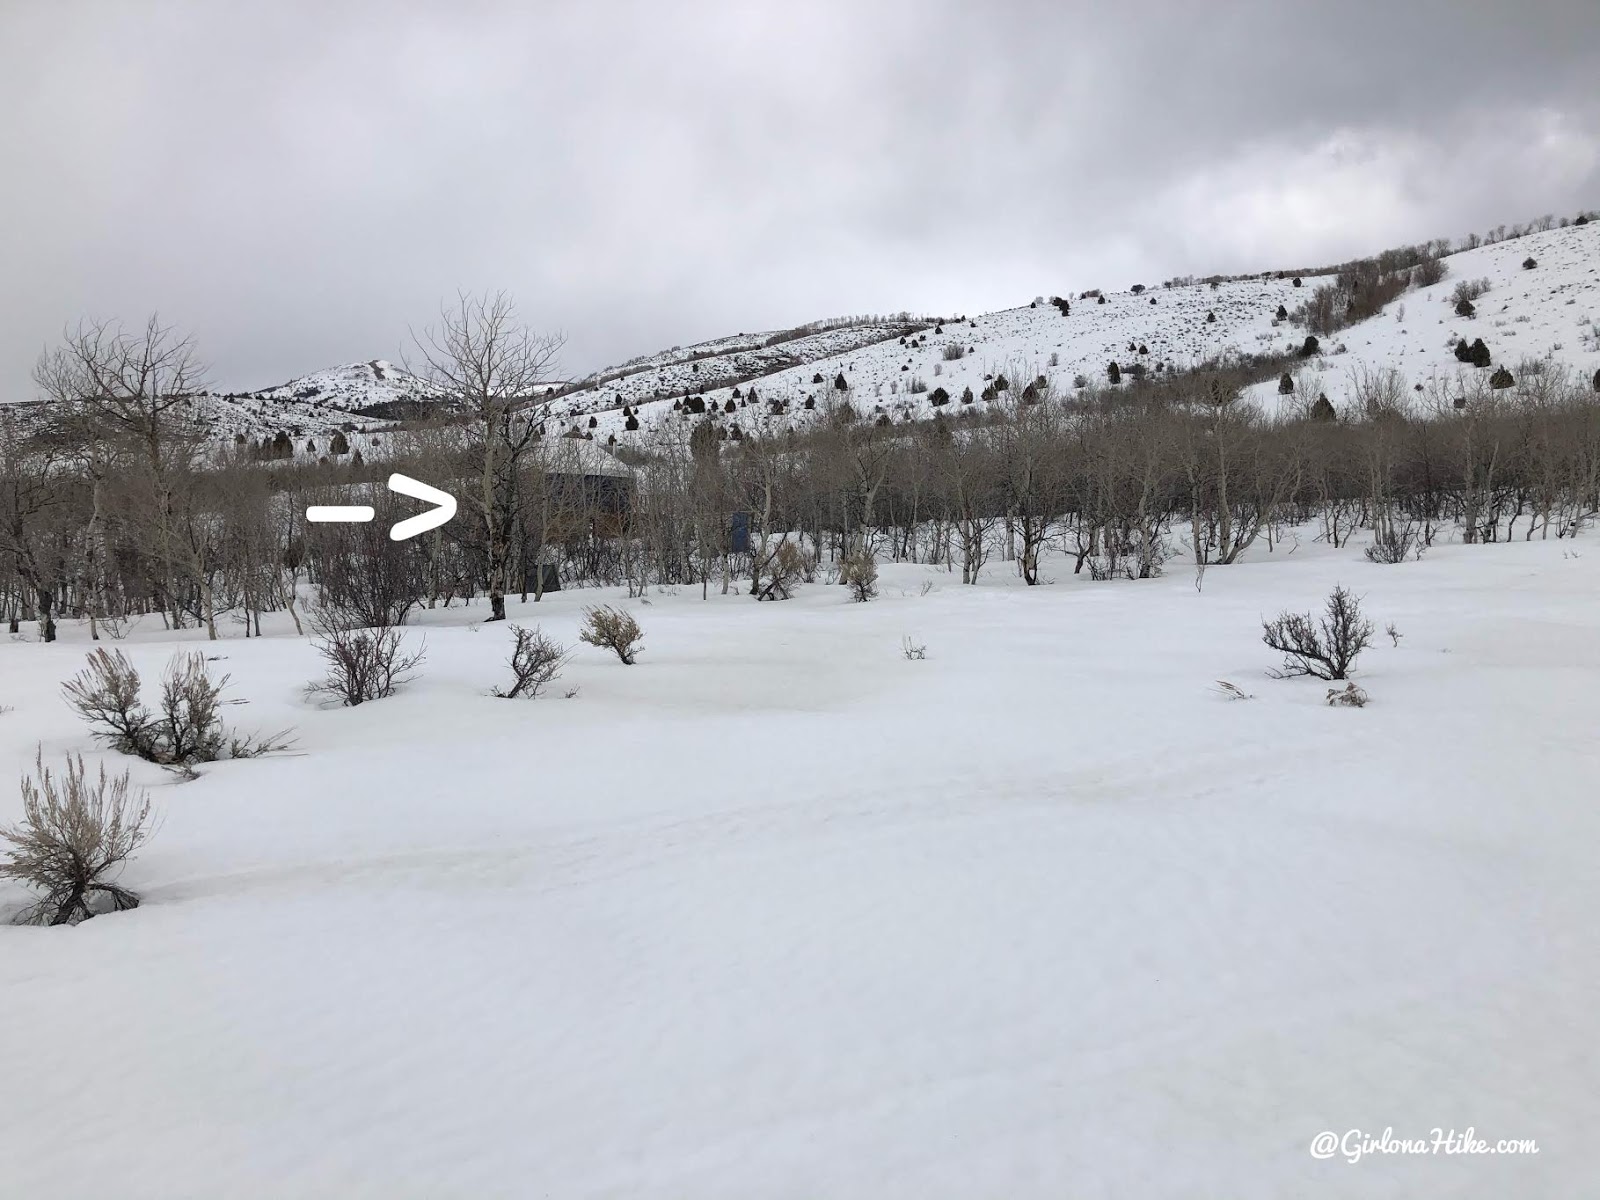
1262 585 1374 681
63 648 290 769
1451 278 1491 307
579 605 643 664
1 751 154 926
492 625 569 699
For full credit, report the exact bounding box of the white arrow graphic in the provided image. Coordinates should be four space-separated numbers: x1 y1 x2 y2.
386 473 457 541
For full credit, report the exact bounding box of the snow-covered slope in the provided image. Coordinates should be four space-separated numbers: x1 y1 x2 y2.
558 277 1322 443
1248 220 1600 415
245 359 435 413
179 360 441 443
13 221 1596 451
566 219 1600 445
546 318 936 418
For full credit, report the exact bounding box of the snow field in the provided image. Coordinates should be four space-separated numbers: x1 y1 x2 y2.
2 532 1598 1196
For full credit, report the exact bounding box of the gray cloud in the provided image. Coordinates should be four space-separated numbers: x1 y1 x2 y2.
2 0 1597 395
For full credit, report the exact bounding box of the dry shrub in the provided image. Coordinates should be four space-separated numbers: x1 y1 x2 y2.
579 605 643 664
63 648 291 769
800 548 820 584
306 608 425 706
842 550 879 601
62 648 146 755
2 751 154 925
1365 525 1424 564
1326 682 1370 707
1262 585 1374 680
756 540 808 601
1411 257 1447 288
493 625 569 698
305 501 424 629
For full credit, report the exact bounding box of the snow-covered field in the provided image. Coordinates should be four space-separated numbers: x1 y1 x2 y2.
3 532 1597 1197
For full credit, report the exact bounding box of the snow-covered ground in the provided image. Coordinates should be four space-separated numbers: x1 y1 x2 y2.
3 531 1597 1197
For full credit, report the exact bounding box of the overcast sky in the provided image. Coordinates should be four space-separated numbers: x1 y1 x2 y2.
2 0 1597 395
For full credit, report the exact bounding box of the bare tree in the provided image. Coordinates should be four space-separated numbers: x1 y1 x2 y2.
408 291 564 621
34 315 211 633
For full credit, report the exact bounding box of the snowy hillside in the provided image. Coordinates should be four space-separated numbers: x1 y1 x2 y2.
1248 219 1600 414
566 219 1600 446
245 359 436 414
546 317 936 418
557 276 1323 444
12 222 1596 453
177 360 442 443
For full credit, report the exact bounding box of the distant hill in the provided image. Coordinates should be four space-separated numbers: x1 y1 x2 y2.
10 215 1596 461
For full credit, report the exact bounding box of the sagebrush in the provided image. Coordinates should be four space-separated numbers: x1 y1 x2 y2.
1 751 155 926
579 605 642 664
842 550 879 602
63 648 290 770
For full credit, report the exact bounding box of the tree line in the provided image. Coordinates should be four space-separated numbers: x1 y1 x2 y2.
5 296 1600 642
